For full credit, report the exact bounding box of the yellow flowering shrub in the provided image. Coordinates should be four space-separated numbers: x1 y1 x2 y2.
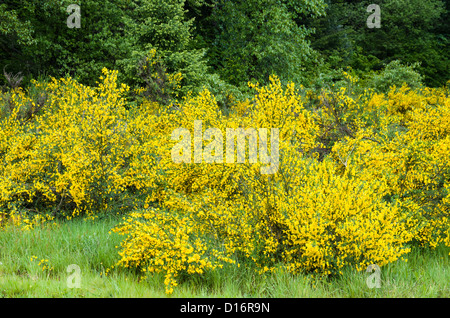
164 149 414 278
111 208 235 294
0 68 161 219
331 85 450 249
136 48 184 104
111 75 423 294
1 68 449 294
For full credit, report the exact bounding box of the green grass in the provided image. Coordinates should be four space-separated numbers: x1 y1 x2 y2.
0 215 449 297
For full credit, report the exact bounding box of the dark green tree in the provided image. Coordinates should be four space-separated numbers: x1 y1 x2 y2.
117 0 210 94
188 0 327 87
0 0 210 92
0 0 131 86
307 0 449 87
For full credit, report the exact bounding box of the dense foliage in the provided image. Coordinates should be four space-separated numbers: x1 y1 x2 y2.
1 68 449 293
1 0 449 295
1 0 448 90
306 0 449 87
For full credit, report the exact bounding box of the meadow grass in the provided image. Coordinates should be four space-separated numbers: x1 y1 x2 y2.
0 215 449 298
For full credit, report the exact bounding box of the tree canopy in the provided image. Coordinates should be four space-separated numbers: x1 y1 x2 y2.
0 0 448 89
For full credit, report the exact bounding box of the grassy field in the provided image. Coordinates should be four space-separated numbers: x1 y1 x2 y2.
0 215 449 298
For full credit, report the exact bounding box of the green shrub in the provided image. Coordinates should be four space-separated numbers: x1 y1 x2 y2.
366 60 424 93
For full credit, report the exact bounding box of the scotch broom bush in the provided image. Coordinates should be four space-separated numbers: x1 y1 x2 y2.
331 84 450 249
0 68 162 222
1 68 448 294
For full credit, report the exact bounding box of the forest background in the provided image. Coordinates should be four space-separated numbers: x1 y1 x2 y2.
1 0 449 297
1 0 449 98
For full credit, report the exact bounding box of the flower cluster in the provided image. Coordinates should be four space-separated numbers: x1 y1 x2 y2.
0 68 161 220
1 68 449 294
331 84 450 249
111 208 235 294
30 256 54 274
